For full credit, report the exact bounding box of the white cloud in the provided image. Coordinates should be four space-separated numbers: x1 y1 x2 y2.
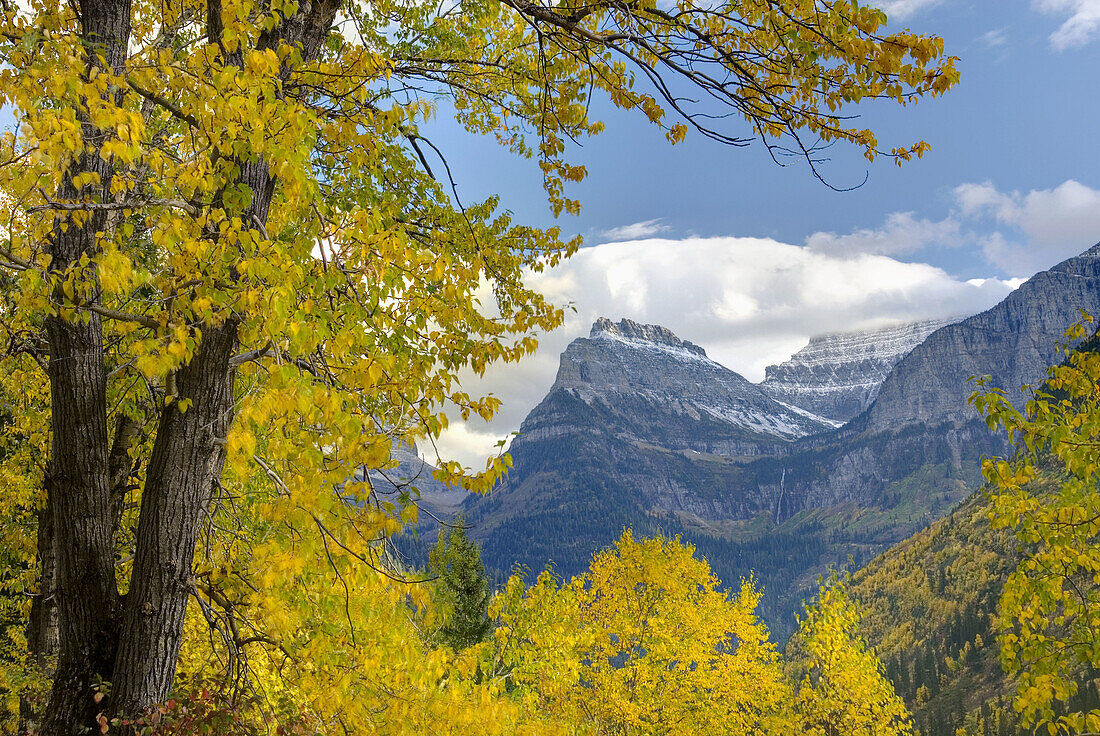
429 179 1100 466
805 211 961 257
953 179 1100 275
433 237 1021 466
600 218 670 241
801 179 1100 277
877 0 943 21
954 181 1012 216
1034 0 1100 48
978 28 1008 48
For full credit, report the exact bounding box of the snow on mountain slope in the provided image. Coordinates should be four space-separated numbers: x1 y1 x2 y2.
528 317 838 455
759 317 962 422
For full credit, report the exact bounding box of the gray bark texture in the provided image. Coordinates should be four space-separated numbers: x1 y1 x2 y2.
20 499 58 734
108 320 240 718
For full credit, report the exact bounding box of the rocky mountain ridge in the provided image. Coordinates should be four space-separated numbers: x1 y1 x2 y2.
542 317 837 457
761 317 960 422
865 248 1100 431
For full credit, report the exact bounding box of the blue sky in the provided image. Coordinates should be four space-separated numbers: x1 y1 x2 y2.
425 0 1100 281
424 0 1100 464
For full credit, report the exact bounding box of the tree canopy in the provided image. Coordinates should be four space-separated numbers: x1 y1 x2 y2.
494 531 790 735
786 575 912 736
0 0 957 730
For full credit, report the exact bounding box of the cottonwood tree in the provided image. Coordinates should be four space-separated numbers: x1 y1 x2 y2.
493 532 792 735
0 0 957 731
971 319 1100 735
493 533 911 736
787 576 912 736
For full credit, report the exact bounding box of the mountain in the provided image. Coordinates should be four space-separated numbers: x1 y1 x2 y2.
850 482 1100 736
541 316 838 456
851 328 1100 736
448 243 1100 634
761 318 959 423
456 318 951 628
363 441 466 511
865 250 1100 431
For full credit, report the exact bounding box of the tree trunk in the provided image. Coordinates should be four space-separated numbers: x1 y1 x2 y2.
20 495 58 734
107 2 342 716
41 284 120 736
37 0 345 726
109 319 239 719
38 0 132 731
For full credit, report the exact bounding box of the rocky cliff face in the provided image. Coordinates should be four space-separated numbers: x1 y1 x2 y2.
761 318 960 422
865 244 1100 431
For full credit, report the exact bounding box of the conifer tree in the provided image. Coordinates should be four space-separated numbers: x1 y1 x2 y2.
427 522 492 651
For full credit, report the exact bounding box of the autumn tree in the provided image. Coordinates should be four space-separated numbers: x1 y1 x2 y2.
495 530 796 730
0 0 957 731
787 575 912 736
971 318 1100 735
493 531 791 735
493 532 912 736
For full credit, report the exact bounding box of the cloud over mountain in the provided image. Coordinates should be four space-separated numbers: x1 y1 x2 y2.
805 212 962 257
802 178 1100 278
955 179 1100 275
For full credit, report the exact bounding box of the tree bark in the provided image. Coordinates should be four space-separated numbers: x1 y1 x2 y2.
41 259 120 736
39 0 132 732
109 320 240 718
108 2 341 719
37 0 345 726
20 493 59 734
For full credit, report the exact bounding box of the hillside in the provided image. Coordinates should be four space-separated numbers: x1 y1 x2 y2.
851 326 1100 736
850 493 1019 736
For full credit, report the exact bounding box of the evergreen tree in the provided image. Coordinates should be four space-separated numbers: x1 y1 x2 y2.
428 522 492 650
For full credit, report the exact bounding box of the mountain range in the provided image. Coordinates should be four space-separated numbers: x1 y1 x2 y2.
393 242 1100 634
760 317 958 422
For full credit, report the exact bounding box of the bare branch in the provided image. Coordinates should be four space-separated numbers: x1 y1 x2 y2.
30 198 201 216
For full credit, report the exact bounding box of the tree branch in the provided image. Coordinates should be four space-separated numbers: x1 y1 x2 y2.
30 198 201 216
87 304 160 329
126 80 203 129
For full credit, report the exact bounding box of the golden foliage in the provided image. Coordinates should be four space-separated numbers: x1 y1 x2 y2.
971 316 1100 734
493 532 909 736
0 0 955 729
